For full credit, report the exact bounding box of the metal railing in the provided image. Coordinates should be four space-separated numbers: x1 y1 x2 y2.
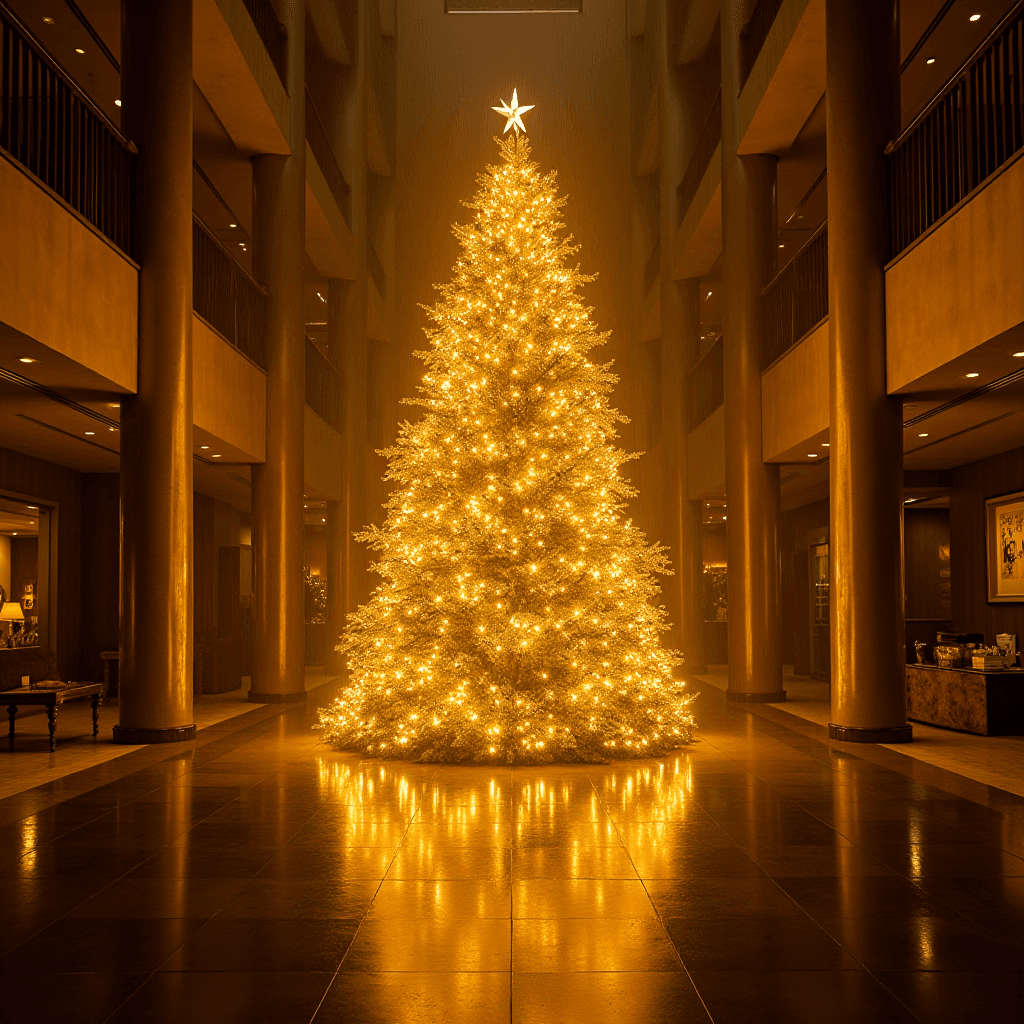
306 88 350 222
305 336 342 430
0 4 132 252
687 337 724 432
739 0 784 88
193 217 269 370
761 222 828 369
242 0 287 86
367 236 386 299
889 2 1024 258
677 88 721 225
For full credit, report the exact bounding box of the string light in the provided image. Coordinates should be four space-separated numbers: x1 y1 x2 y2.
317 128 694 764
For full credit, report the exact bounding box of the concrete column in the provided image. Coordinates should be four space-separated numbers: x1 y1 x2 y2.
826 0 911 742
340 1 372 627
249 1 306 703
659 3 705 676
720 2 784 702
114 0 195 743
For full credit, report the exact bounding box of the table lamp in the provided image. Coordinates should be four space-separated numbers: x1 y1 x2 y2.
0 601 25 646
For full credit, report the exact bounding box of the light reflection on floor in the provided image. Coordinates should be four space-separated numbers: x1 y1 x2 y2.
0 682 1022 1022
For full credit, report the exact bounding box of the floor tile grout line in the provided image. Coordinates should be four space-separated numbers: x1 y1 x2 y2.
684 725 937 1023
306 764 440 1023
584 767 719 1024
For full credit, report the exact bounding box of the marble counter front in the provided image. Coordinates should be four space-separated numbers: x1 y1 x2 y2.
906 663 1024 736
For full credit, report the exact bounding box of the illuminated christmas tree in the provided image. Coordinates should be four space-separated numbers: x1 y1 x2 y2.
318 93 694 763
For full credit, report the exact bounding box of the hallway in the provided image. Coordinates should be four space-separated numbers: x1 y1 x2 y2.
2 688 1022 1024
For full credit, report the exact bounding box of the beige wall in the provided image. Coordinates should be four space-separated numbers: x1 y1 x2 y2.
761 320 828 460
391 4 646 530
193 315 267 462
887 155 1024 393
0 156 137 391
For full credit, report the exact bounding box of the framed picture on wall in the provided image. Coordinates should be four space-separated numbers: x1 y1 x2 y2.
986 490 1024 602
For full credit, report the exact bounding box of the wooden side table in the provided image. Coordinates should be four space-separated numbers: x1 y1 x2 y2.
6 683 104 752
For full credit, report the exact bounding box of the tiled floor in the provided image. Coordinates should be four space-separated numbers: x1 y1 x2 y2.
1 683 1022 1023
698 668 1024 798
0 671 339 801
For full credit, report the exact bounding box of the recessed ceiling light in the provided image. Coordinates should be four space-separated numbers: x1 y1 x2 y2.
238 242 244 246
970 13 981 21
25 506 38 510
229 222 237 228
722 515 727 520
12 532 16 536
322 518 326 523
706 291 712 298
966 372 980 377
778 243 785 248
75 47 84 53
109 427 116 431
1014 351 1024 357
18 357 36 363
115 99 121 106
918 432 929 437
821 442 829 447
200 445 209 449
107 401 120 408
42 16 54 23
84 431 95 435
926 57 935 64
211 454 222 458
808 453 818 457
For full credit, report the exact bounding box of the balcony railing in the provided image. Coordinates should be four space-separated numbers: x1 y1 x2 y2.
305 336 342 430
242 0 287 86
739 0 784 88
0 3 132 252
761 222 828 369
889 2 1024 258
306 88 350 223
677 87 721 225
193 217 268 370
687 337 724 432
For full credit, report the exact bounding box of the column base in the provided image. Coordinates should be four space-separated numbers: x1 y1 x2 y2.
247 690 307 704
829 723 913 743
112 724 196 744
727 690 787 703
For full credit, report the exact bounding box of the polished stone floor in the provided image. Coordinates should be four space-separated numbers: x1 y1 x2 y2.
1 686 1022 1023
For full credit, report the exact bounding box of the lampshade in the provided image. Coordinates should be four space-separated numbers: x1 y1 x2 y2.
0 602 25 622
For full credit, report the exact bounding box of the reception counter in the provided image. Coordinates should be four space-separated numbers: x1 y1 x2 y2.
906 663 1024 736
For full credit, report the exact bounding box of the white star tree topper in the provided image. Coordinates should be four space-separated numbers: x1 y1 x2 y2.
492 89 535 134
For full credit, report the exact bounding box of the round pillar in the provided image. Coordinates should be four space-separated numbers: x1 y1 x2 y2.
826 0 911 742
659 5 706 676
249 2 307 704
115 0 196 743
720 5 784 703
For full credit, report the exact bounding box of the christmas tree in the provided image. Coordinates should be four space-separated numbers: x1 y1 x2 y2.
318 94 695 764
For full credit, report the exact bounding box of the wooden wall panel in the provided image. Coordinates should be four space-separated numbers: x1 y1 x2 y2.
950 446 1024 643
80 473 120 683
779 496 828 675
